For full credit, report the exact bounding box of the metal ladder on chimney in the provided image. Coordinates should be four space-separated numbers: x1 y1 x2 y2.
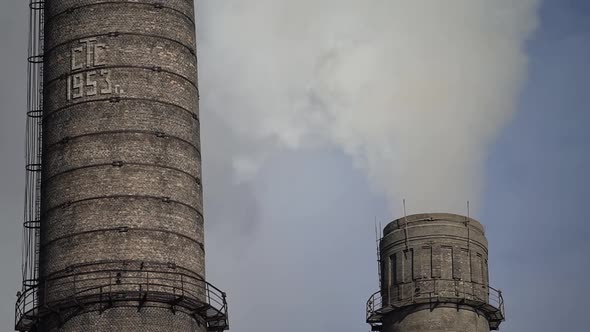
21 0 44 311
32 1 44 283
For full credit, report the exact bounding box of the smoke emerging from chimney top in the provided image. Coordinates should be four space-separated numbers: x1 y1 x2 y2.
199 0 540 214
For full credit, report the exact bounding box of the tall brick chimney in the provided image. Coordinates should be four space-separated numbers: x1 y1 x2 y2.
16 1 229 331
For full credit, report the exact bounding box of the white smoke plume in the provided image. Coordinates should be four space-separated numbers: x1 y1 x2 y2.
198 0 540 214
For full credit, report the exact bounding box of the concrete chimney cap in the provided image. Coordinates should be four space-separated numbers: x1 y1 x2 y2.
382 212 486 236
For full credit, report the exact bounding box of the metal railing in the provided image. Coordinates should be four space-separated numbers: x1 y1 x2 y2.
366 279 504 330
16 269 229 331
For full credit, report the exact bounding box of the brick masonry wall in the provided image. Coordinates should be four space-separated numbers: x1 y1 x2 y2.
47 307 205 332
38 1 207 331
44 100 200 148
382 305 490 332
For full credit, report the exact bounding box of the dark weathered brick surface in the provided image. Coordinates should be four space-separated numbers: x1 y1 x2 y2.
44 133 201 180
41 229 205 275
45 69 199 115
45 0 195 23
44 3 196 51
42 198 203 248
45 35 198 85
46 307 204 332
38 1 208 330
44 100 200 146
42 165 202 211
383 306 490 332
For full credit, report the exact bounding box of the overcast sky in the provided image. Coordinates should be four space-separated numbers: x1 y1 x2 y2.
1 1 589 332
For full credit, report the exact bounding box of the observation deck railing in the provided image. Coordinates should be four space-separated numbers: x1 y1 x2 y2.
366 279 504 331
16 269 229 331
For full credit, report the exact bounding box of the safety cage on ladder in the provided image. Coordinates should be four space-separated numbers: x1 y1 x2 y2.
17 0 45 329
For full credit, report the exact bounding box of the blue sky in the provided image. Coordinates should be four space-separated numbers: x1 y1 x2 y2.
0 1 588 331
482 1 590 330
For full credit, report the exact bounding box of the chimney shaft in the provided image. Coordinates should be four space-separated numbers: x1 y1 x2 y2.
367 213 504 332
16 1 228 331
